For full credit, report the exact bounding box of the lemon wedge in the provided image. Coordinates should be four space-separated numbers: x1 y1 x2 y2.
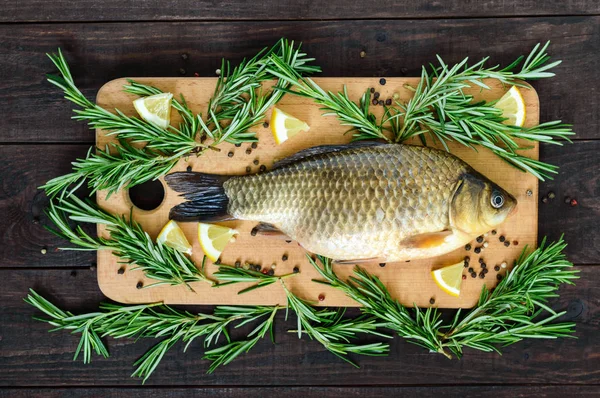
494 85 526 127
270 107 310 144
431 262 464 298
198 223 239 262
156 220 192 255
133 92 173 129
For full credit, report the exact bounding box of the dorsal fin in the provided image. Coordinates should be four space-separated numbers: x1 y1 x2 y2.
272 141 387 170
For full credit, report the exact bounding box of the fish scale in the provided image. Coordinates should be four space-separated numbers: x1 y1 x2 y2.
223 144 470 261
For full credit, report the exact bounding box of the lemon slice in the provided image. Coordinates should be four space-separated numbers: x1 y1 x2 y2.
198 222 239 262
431 262 464 298
156 220 192 255
133 92 173 129
494 85 526 127
270 107 310 144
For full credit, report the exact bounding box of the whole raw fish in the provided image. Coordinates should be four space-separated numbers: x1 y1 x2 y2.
166 142 517 262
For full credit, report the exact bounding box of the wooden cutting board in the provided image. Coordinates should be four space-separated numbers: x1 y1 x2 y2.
95 77 539 308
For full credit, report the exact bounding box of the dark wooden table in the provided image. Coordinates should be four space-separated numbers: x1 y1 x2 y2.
1 1 599 396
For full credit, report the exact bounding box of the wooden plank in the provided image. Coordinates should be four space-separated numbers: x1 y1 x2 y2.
0 145 94 268
95 77 539 308
539 140 600 264
0 268 596 386
0 17 597 143
2 0 599 23
0 140 597 270
2 386 600 398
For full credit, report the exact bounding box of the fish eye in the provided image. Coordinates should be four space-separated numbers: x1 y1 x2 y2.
491 191 504 208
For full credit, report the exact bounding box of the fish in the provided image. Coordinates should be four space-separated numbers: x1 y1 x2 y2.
165 142 517 263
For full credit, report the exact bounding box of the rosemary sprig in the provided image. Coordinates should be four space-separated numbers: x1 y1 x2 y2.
203 305 281 373
24 289 282 382
281 281 390 366
213 262 298 294
311 236 579 357
269 42 574 180
42 39 319 198
266 56 385 141
45 195 210 289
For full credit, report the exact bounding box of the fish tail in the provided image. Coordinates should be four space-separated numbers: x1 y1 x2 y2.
165 172 232 222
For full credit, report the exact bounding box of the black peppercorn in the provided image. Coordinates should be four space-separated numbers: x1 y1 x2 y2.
474 247 481 254
263 122 269 128
504 241 510 247
214 259 221 265
476 235 484 243
253 159 259 165
478 258 484 264
464 261 469 268
468 267 474 273
246 148 252 155
235 261 241 267
246 166 251 173
251 142 258 149
372 99 378 105
378 100 384 106
186 165 192 172
513 240 519 246
481 263 487 269
494 265 500 271
465 244 471 251
227 151 234 158
374 92 380 100
379 78 386 85
483 268 489 274
471 272 477 278
282 254 288 261
370 87 375 93
491 230 497 235
251 227 258 236
267 269 275 276
259 165 267 172
479 272 485 279
293 266 300 273
136 281 143 289
385 99 392 105
499 235 506 242
429 297 435 304
117 267 125 275
255 264 261 272
464 256 470 262
497 274 503 281
235 143 242 147
379 263 386 267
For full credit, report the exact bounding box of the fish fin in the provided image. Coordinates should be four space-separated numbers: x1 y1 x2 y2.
272 141 387 170
251 222 288 238
165 172 233 222
333 257 387 265
399 230 454 249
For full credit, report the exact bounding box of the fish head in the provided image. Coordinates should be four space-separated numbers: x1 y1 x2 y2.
450 172 517 235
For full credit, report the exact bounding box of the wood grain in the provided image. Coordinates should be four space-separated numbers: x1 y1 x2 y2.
1 140 597 269
2 0 599 22
94 77 539 308
2 386 600 398
0 267 596 386
0 17 597 143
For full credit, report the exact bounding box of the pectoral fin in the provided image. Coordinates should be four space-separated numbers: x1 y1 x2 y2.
399 230 454 249
251 222 288 239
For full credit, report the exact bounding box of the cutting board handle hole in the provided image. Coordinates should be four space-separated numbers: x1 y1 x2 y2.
127 179 165 211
